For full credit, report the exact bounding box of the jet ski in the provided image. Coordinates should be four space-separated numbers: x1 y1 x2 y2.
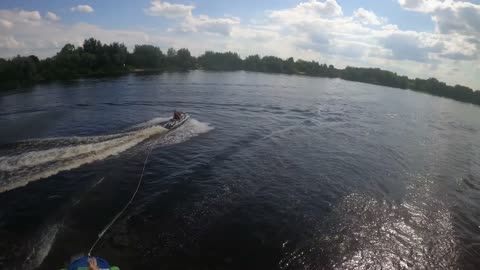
161 111 190 130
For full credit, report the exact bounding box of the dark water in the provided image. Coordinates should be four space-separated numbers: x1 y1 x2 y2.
1 71 479 270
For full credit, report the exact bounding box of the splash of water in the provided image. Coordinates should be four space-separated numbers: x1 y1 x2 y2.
22 224 60 270
148 118 214 147
0 117 213 193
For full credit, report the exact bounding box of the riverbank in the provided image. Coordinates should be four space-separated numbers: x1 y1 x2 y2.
3 66 480 108
1 38 478 106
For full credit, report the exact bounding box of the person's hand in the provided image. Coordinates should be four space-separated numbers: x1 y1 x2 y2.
88 257 100 270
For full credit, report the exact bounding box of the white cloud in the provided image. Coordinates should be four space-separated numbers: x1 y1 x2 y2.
398 0 480 37
146 0 240 36
0 9 149 58
354 8 386 25
0 9 43 28
144 0 193 18
432 2 480 36
381 32 443 62
45 11 60 21
439 33 478 60
269 0 343 23
0 35 22 49
0 0 478 89
398 0 440 12
382 24 399 31
0 19 13 29
258 1 375 61
70 5 94 13
181 15 240 36
18 10 41 21
394 0 480 79
255 0 479 84
231 27 280 43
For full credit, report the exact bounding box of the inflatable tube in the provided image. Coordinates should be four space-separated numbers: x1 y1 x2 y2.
64 256 119 270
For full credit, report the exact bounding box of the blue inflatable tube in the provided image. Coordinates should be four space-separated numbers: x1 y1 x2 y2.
67 256 118 270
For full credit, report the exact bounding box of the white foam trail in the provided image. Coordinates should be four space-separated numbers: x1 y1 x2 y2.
22 224 60 270
0 125 167 193
0 118 213 193
147 118 214 147
0 127 165 171
128 117 170 130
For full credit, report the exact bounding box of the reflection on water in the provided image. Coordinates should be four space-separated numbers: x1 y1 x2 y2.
330 175 457 269
0 71 479 269
280 173 458 270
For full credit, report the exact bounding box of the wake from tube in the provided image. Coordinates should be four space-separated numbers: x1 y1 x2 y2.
22 224 60 270
0 117 213 193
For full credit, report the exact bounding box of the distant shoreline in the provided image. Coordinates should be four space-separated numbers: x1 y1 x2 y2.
0 69 476 108
1 38 478 106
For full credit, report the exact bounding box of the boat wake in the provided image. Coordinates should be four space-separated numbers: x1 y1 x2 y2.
0 117 213 193
22 223 60 270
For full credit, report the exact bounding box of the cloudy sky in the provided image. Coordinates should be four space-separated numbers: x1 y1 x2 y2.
0 0 479 89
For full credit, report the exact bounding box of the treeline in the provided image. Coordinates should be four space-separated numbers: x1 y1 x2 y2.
0 38 195 86
196 52 480 104
1 38 479 106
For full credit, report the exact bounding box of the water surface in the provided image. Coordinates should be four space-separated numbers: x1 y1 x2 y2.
1 71 479 269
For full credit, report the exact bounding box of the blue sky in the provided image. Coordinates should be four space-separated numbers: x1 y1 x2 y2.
0 0 479 89
0 0 438 31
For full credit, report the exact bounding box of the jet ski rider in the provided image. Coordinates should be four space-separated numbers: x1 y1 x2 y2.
173 111 182 120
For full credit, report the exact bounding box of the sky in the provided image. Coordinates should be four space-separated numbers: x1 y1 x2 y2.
0 0 479 89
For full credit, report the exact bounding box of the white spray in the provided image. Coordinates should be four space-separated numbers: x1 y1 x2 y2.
0 117 213 193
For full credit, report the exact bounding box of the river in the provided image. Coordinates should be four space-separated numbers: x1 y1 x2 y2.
0 70 479 269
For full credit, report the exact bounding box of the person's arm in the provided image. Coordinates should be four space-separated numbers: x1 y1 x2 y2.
88 257 100 270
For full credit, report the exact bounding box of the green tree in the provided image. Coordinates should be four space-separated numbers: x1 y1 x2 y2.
198 51 243 70
130 45 164 68
175 48 194 70
83 38 102 55
244 55 262 71
262 56 283 73
283 57 296 74
2 37 480 108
